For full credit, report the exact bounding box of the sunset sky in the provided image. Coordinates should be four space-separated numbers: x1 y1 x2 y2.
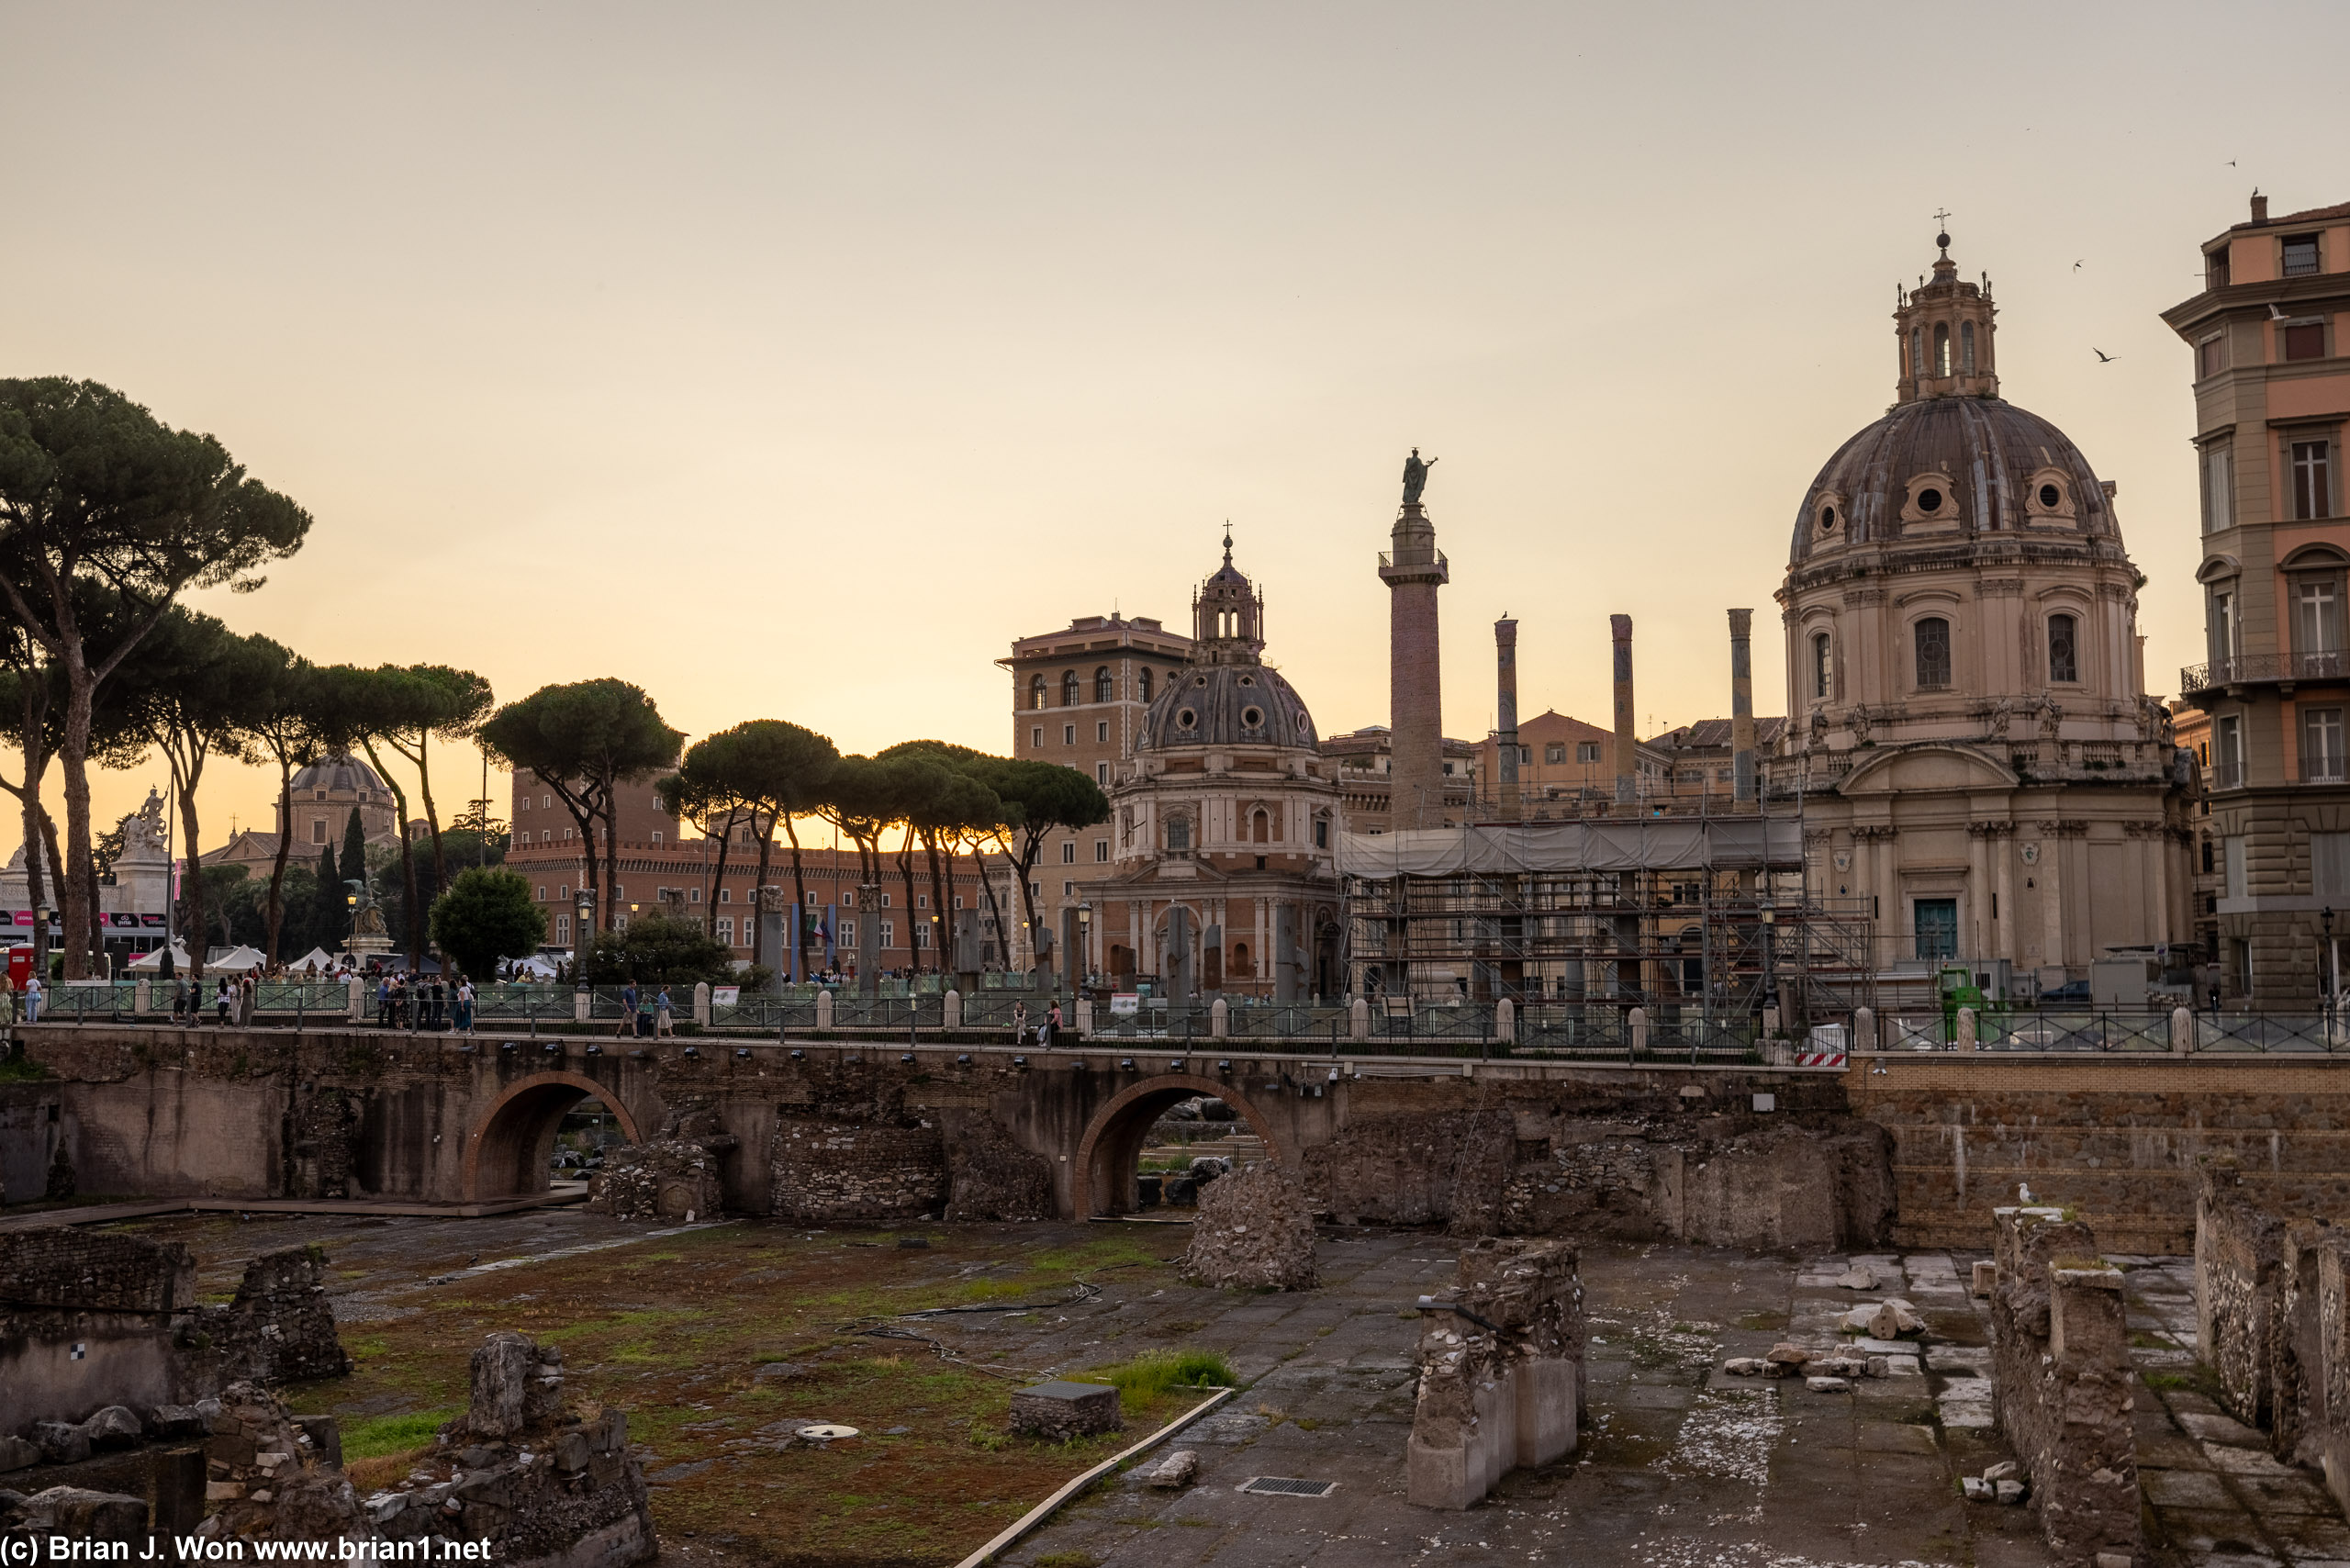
4 1 2344 848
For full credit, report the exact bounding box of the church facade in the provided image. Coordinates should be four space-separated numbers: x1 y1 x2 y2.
1072 539 1345 999
1773 234 2195 987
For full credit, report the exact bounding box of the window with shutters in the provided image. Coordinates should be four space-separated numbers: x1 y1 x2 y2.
1093 666 1113 702
1028 674 1046 711
1060 670 1080 707
2317 832 2350 899
2294 441 2334 520
2203 443 2232 532
2284 235 2321 276
2307 711 2348 784
1544 743 1565 764
2284 319 2327 362
2300 579 2343 652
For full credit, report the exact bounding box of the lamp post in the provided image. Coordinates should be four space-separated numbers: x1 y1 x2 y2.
1759 903 1777 1036
2325 906 2338 1029
1078 902 1092 991
575 889 595 989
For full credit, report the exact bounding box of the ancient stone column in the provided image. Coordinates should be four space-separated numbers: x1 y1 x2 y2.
1611 615 1638 812
1729 608 1756 805
1495 616 1520 822
1381 498 1449 830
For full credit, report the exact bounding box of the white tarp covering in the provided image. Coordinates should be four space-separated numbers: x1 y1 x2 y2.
1335 818 1805 878
127 940 192 972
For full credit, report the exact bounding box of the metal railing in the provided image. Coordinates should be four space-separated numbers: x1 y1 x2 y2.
2182 650 2350 694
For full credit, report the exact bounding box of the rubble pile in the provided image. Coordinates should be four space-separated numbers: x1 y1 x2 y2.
196 1383 370 1546
1180 1161 1318 1291
587 1101 733 1222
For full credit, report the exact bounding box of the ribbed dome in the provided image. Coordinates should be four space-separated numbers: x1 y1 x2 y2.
1141 665 1317 752
290 753 387 794
1790 397 2118 566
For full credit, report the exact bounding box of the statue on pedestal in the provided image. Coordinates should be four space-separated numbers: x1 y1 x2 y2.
1402 447 1438 505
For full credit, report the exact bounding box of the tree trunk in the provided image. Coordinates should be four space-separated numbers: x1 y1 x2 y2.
57 663 96 980
703 807 737 942
263 752 297 964
361 737 422 969
750 825 776 972
972 834 1011 972
1013 830 1047 976
412 730 447 906
895 841 921 974
599 798 620 941
924 833 951 973
781 814 810 983
12 673 51 977
171 744 208 980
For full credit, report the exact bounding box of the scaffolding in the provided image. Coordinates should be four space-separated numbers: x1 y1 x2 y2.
1337 813 1876 1025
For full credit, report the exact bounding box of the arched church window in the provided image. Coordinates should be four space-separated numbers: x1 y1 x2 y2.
1910 326 1924 377
1093 666 1113 702
1914 617 1953 689
1962 320 1976 373
1811 632 1832 700
2048 614 2079 684
1139 668 1153 702
1251 809 1270 844
1028 675 1046 711
1933 322 1951 376
1060 670 1080 707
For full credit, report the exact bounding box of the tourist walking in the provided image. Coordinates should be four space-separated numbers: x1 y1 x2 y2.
375 976 392 1028
615 980 637 1037
214 978 232 1025
655 986 674 1036
1038 1001 1061 1047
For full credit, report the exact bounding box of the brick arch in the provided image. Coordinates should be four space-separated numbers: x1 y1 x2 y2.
462 1071 644 1202
1072 1072 1286 1218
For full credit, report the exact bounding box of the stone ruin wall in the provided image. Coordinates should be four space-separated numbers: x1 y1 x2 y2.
1181 1161 1318 1291
1988 1207 2140 1568
1405 1238 1584 1510
2 1228 348 1442
2188 1153 2350 1514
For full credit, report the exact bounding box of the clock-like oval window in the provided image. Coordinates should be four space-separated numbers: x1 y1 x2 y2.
1176 708 1198 730
2038 483 2061 509
1917 487 1944 512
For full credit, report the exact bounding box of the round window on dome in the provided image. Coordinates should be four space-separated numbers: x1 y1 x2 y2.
1193 674 1208 688
1242 707 1265 728
1237 675 1256 687
1917 487 1944 513
2038 483 2062 509
1818 505 1838 533
1176 707 1198 730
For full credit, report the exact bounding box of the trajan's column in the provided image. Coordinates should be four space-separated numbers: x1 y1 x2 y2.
1380 447 1449 830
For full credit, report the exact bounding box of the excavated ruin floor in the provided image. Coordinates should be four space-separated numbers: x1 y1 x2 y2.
76 1209 2350 1568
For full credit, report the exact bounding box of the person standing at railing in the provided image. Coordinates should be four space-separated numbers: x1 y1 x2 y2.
456 977 476 1034
23 974 40 1025
214 978 231 1026
375 975 392 1028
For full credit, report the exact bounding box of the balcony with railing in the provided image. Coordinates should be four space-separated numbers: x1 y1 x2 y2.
2181 650 2350 694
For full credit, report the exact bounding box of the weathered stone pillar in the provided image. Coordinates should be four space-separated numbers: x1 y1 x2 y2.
133 977 150 1015
1407 1238 1583 1509
1074 997 1093 1037
347 977 365 1021
1380 484 1450 830
693 981 711 1025
1495 616 1520 822
1493 996 1514 1047
1349 996 1370 1041
1628 1005 1649 1053
1956 1005 1977 1051
573 989 591 1023
1729 608 1756 804
815 989 834 1031
2172 1005 2194 1054
1211 996 1229 1037
944 989 962 1028
1611 615 1638 812
1852 1005 1875 1052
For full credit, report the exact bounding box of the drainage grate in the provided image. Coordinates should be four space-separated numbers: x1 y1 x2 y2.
1238 1476 1337 1498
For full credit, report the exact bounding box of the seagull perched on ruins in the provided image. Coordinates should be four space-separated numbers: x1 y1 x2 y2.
2018 1182 2034 1204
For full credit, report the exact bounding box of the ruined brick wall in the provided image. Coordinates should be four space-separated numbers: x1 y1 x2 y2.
769 1118 946 1224
1302 1103 1892 1251
941 1114 1054 1222
286 1092 360 1200
1847 1056 2350 1252
0 1226 197 1316
586 1140 726 1222
207 1246 352 1385
2197 1156 2284 1429
1989 1209 2139 1568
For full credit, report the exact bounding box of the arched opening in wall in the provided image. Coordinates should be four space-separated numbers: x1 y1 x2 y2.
1230 941 1252 978
1075 1075 1286 1217
1109 943 1136 983
1933 322 1951 376
1251 809 1270 844
462 1072 644 1202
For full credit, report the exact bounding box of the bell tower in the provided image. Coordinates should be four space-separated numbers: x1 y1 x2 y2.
1191 529 1266 666
1894 225 1999 404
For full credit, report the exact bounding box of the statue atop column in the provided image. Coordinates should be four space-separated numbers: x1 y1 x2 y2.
1402 447 1438 506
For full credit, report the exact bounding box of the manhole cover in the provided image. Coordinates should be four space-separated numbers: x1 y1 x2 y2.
1238 1476 1337 1497
797 1425 860 1440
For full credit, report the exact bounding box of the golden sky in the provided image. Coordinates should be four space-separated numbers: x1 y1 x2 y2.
4 1 2343 850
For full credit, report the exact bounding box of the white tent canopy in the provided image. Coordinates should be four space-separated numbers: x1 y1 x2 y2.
127 940 191 973
288 947 341 974
205 946 268 974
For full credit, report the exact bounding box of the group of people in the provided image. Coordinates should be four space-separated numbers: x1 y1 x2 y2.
1007 999 1064 1047
611 981 677 1037
374 973 478 1032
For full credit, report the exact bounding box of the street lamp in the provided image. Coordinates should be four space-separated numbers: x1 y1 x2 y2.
2325 907 2337 1023
1078 902 1091 988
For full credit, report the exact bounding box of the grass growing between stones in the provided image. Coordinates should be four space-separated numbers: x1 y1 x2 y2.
266 1219 1203 1568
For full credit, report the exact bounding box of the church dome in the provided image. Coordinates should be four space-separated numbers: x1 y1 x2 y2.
1789 396 2119 566
290 753 388 796
1141 664 1318 752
